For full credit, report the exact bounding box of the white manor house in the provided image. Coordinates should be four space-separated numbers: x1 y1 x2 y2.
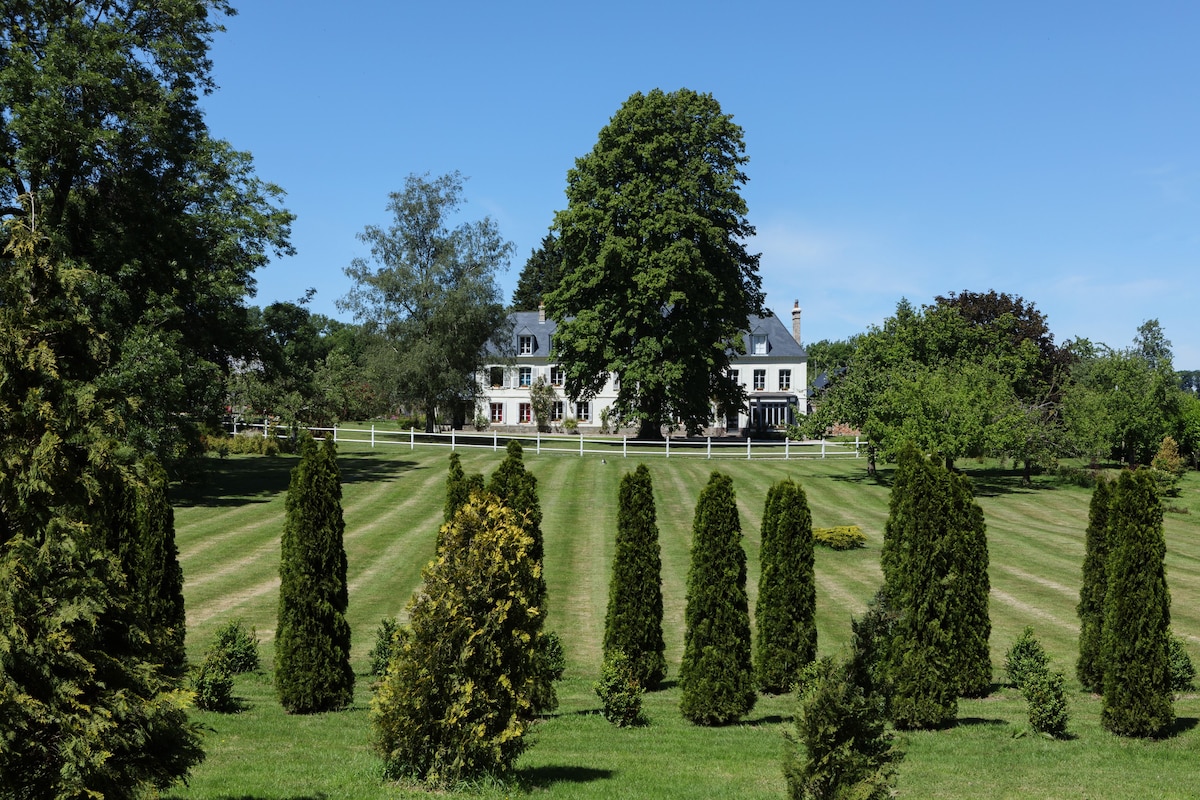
476 300 808 436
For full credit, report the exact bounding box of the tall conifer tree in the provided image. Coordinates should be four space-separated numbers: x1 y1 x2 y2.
1076 478 1112 692
882 445 958 729
135 455 188 675
276 435 354 713
755 479 817 694
604 464 667 689
1101 469 1173 737
680 472 756 725
948 470 991 697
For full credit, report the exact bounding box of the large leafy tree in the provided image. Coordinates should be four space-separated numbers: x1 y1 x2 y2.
0 1 294 467
604 463 667 689
275 434 354 714
0 218 204 797
680 472 756 725
546 88 765 439
340 172 513 432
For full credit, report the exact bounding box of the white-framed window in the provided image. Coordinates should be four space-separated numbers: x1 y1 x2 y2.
550 365 565 387
489 366 503 387
489 402 504 423
750 334 768 355
576 401 592 422
779 369 792 391
519 335 534 355
730 369 740 385
550 401 564 422
753 369 766 391
519 402 532 423
726 409 740 430
519 367 532 387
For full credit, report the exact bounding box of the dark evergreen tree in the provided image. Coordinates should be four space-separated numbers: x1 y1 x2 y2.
1076 478 1113 692
680 472 756 725
948 470 991 697
275 434 354 713
486 440 558 712
445 452 470 522
603 464 667 689
756 479 817 694
134 455 188 675
0 219 204 797
371 496 542 786
1101 469 1174 737
511 232 565 311
882 445 958 729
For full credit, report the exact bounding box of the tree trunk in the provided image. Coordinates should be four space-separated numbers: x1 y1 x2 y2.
636 418 664 441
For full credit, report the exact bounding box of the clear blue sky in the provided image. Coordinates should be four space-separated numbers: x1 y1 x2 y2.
200 1 1199 368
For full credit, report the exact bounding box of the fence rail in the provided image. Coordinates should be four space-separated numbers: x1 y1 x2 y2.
226 420 863 461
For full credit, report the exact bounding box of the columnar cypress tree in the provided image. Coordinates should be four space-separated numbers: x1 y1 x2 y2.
948 470 991 697
1076 478 1113 692
1101 469 1173 737
276 434 354 713
486 440 558 712
680 472 756 725
756 478 817 694
134 455 188 675
371 496 542 786
603 463 667 689
445 452 470 522
883 445 958 729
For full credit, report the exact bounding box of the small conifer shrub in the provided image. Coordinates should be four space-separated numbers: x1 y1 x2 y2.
211 619 259 674
1022 667 1070 737
192 651 236 713
1005 626 1049 689
369 618 403 677
1168 632 1196 693
756 479 817 694
595 650 647 727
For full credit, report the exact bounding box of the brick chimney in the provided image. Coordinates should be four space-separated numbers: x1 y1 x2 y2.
538 301 546 323
791 300 802 345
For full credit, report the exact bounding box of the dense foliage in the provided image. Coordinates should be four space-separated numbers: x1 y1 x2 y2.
1101 469 1174 737
547 88 764 438
604 464 668 689
595 649 648 728
275 435 354 713
371 496 543 786
0 218 204 797
211 618 260 674
756 479 817 694
680 472 756 725
133 454 188 675
1006 626 1050 689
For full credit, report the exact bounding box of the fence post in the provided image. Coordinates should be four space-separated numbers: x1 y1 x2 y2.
410 427 414 451
371 424 375 449
855 435 861 457
263 417 269 438
333 425 338 443
536 431 540 454
665 436 670 458
747 438 752 460
579 434 583 457
494 431 498 452
822 438 827 458
623 436 627 458
707 436 711 459
232 416 238 435
451 430 456 451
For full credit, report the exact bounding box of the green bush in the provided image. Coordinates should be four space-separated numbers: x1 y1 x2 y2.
784 656 901 800
594 650 647 727
1169 632 1196 693
1005 626 1049 689
756 479 817 694
813 525 866 550
211 619 259 674
1022 667 1069 737
192 651 236 712
369 618 403 677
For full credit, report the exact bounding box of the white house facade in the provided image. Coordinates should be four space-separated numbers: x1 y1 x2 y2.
476 300 807 436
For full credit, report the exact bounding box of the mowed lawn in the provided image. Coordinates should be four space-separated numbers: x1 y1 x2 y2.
166 444 1200 800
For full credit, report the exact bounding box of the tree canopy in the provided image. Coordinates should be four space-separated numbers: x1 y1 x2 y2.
340 172 512 432
0 0 294 468
546 88 764 438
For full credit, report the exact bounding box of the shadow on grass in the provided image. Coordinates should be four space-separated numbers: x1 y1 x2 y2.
165 795 327 800
174 454 418 508
1165 716 1200 737
956 717 1009 727
519 765 615 789
740 713 789 727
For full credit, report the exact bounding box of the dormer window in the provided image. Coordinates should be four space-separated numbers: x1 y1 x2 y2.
519 335 534 355
750 334 768 355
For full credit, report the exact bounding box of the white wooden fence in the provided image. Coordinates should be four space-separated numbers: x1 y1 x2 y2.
227 420 863 461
